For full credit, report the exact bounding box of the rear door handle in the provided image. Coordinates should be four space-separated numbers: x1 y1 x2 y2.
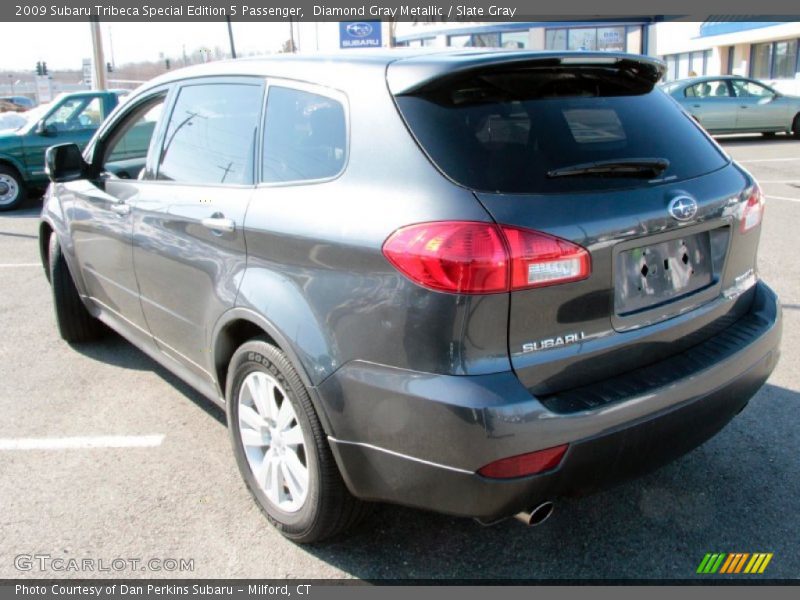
201 217 235 233
110 202 130 216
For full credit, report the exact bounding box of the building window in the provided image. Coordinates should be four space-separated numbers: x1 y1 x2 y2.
750 39 799 79
545 29 567 50
596 27 626 52
773 39 798 78
661 50 714 81
447 33 500 48
545 26 627 53
751 42 772 79
500 31 529 49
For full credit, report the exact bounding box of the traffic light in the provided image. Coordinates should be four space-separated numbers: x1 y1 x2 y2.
41 62 48 75
106 62 113 73
35 61 42 76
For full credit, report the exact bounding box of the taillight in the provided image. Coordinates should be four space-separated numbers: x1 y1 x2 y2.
501 226 591 290
478 444 569 479
741 185 764 234
382 221 590 294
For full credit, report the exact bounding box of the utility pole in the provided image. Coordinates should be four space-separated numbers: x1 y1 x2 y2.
90 18 107 90
226 16 237 58
289 17 296 53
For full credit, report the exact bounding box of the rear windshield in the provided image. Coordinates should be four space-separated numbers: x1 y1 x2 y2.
395 67 728 194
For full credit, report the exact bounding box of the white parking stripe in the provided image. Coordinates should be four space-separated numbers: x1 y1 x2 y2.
0 435 165 450
738 158 800 164
0 263 40 268
766 195 800 204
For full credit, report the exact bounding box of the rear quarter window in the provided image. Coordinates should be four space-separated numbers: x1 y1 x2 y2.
395 67 729 194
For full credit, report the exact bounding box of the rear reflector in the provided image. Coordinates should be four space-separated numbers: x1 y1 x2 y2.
382 222 590 294
741 184 764 234
478 444 569 479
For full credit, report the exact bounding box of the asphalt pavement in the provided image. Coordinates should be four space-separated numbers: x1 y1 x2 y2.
0 134 798 580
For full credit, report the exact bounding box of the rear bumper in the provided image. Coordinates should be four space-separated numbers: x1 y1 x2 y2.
318 281 781 520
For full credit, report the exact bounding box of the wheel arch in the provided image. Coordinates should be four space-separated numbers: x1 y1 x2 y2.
211 307 335 435
0 154 26 178
39 220 54 282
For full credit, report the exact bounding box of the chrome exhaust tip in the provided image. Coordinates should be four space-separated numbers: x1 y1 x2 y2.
514 501 554 527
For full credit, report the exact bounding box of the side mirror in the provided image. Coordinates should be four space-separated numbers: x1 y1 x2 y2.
45 144 87 183
36 120 56 137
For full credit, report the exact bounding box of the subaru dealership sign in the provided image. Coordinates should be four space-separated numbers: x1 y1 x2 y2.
339 21 382 49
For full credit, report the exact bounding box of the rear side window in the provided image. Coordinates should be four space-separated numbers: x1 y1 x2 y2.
395 67 729 194
157 83 262 185
261 86 346 183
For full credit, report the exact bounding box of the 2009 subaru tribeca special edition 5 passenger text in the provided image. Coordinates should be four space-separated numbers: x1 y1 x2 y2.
40 50 781 542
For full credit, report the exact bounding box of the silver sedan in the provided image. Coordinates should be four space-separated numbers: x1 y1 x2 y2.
663 75 800 137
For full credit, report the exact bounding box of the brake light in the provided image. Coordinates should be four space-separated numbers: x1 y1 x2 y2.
382 222 590 294
741 185 764 234
478 444 569 479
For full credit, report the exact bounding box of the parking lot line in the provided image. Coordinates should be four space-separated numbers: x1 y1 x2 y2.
766 195 800 204
0 435 165 450
0 263 40 268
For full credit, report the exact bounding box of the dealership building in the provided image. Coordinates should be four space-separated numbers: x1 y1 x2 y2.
313 19 800 94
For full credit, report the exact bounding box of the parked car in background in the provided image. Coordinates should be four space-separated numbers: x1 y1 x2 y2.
0 89 127 211
41 51 780 543
0 95 36 110
663 75 800 137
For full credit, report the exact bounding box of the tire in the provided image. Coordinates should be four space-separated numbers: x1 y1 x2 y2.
792 113 800 139
226 338 368 543
0 164 26 212
762 131 776 138
49 233 105 343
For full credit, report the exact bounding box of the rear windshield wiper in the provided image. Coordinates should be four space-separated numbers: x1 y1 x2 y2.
547 158 670 179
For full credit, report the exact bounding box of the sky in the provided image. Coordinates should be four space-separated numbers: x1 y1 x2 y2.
0 22 298 70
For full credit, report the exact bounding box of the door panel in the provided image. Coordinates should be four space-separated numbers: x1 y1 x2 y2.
131 79 263 381
731 79 786 130
66 177 147 332
132 185 251 379
23 95 107 178
682 80 738 131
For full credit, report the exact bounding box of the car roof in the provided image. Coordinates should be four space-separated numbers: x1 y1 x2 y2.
137 49 666 95
668 75 751 87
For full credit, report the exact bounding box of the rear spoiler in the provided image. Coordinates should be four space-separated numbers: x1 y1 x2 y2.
386 51 666 95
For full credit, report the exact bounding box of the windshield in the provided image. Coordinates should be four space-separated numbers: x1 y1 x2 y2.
395 67 728 194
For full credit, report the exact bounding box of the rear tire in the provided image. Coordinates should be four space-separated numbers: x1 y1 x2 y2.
226 338 369 543
792 113 800 139
49 234 105 343
0 164 26 212
762 131 776 138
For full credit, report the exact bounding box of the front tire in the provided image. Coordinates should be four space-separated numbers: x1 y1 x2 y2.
0 165 26 211
49 234 105 343
792 113 800 139
226 339 367 543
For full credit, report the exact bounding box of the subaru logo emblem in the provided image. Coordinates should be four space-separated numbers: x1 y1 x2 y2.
668 196 698 221
346 23 373 38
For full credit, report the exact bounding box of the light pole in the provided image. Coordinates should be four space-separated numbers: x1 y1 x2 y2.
89 18 107 90
226 16 237 58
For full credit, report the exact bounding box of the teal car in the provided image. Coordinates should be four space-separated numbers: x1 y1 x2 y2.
0 90 127 211
663 75 800 138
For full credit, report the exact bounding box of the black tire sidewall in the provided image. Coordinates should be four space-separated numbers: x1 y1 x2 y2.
226 341 323 538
